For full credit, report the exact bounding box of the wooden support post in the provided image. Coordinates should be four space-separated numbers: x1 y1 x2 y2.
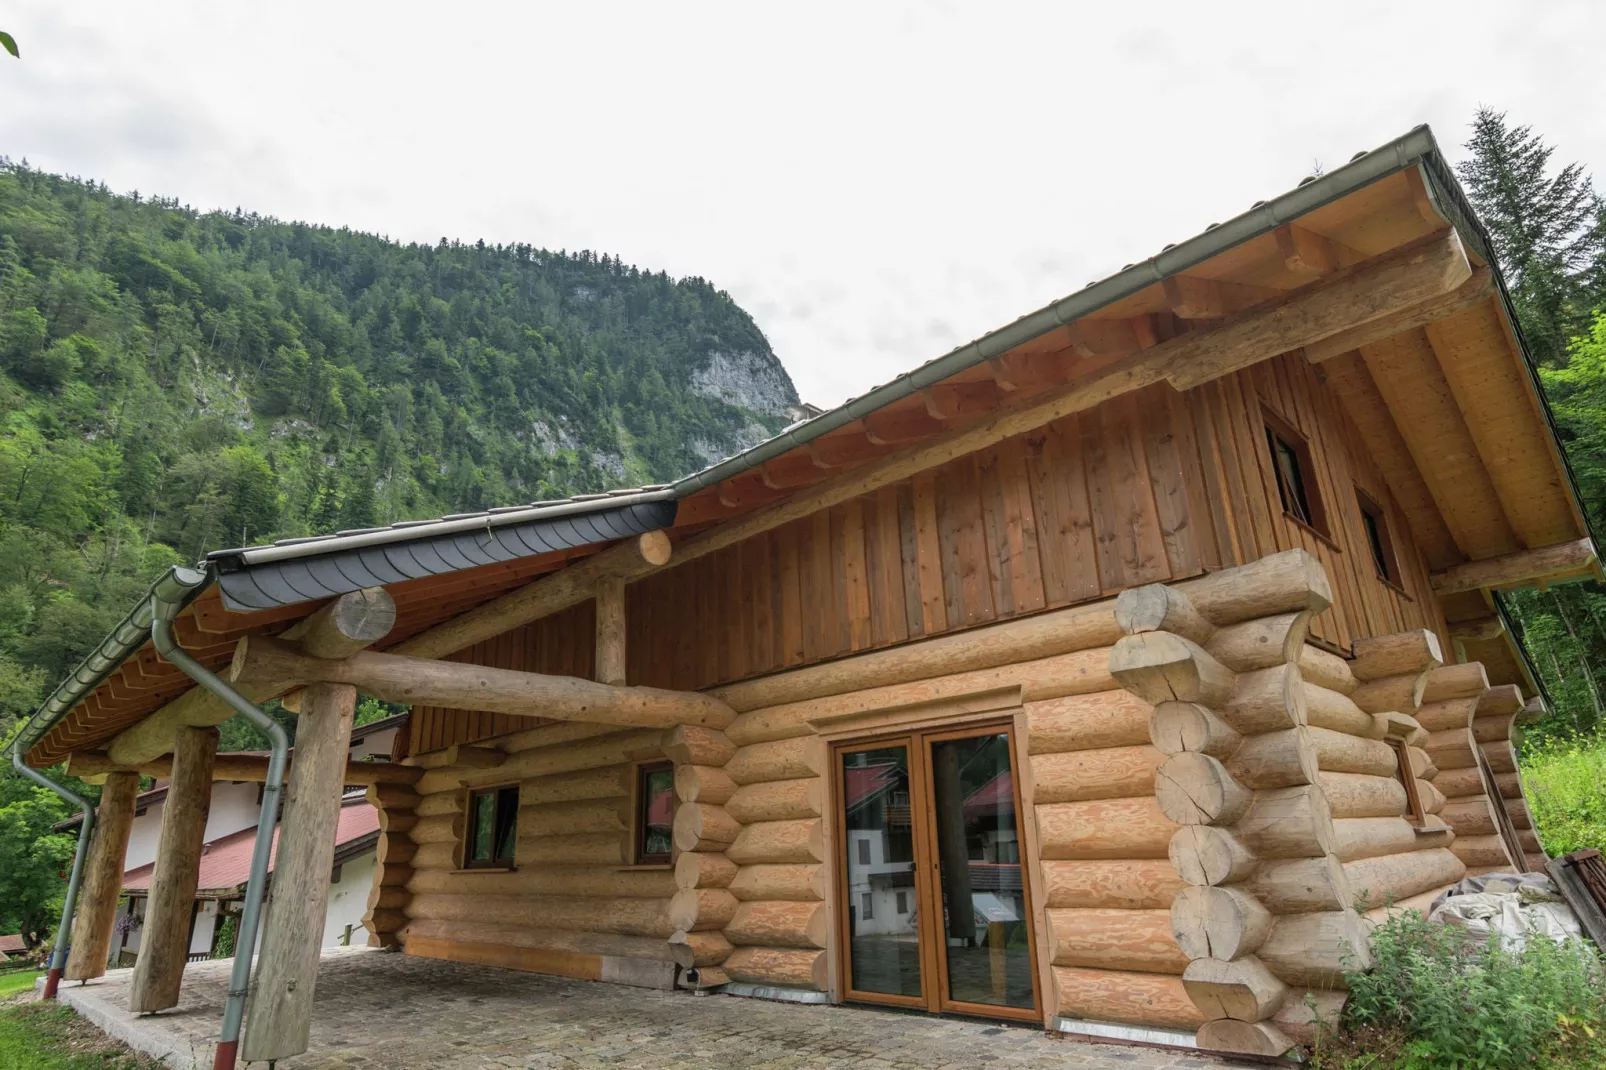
65 771 139 981
595 577 627 687
1430 538 1597 596
128 726 217 1012
241 683 357 1063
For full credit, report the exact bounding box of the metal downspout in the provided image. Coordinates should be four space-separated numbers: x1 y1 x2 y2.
9 743 94 999
149 606 287 1070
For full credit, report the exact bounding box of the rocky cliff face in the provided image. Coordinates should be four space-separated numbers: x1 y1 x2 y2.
691 349 799 418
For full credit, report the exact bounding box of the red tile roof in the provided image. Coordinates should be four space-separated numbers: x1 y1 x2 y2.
123 798 379 895
0 934 25 954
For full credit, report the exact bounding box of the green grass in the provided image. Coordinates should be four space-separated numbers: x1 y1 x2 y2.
0 970 41 998
0 1000 163 1069
1521 731 1606 856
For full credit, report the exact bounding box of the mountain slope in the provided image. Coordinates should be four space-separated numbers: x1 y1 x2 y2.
0 160 798 722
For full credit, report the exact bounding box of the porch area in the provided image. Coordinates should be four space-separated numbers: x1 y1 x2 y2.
51 946 1245 1069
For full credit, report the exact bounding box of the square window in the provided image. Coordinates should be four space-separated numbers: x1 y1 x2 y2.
1357 489 1401 586
636 762 675 865
1263 408 1326 535
465 785 518 868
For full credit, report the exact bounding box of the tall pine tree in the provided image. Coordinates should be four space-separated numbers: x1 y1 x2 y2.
1457 108 1605 366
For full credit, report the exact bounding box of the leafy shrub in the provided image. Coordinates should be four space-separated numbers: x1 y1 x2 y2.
1521 731 1606 856
1312 910 1606 1069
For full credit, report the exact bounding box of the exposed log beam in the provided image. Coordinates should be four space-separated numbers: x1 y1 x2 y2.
1303 267 1493 362
107 587 398 766
922 381 999 421
864 405 946 445
65 748 423 786
653 229 1474 584
1431 538 1598 596
595 577 627 687
1275 223 1350 279
388 531 671 662
228 635 734 729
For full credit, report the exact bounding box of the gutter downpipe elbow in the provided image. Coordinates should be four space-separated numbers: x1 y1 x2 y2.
150 605 287 1070
9 743 94 999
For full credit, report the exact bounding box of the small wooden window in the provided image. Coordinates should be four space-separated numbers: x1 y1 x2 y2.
1263 408 1326 535
1357 489 1401 586
1387 738 1426 827
465 785 519 868
636 762 675 865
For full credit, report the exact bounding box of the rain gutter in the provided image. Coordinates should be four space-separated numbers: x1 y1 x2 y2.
9 742 93 999
149 594 286 1070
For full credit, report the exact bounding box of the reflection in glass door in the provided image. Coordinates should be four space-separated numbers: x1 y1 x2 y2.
834 722 1038 1020
927 731 1035 1013
839 744 925 1004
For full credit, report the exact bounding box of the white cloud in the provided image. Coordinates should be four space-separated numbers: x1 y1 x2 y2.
3 0 1604 406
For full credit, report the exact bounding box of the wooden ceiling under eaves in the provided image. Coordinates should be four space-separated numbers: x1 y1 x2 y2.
30 162 1590 766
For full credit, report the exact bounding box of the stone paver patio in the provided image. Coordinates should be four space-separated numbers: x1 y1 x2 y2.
53 946 1260 1069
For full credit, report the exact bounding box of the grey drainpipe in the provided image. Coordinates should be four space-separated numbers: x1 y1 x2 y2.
149 602 287 1070
10 743 94 999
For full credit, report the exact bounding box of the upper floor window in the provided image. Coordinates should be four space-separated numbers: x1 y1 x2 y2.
1357 489 1402 586
465 785 518 868
636 762 675 865
1263 407 1326 535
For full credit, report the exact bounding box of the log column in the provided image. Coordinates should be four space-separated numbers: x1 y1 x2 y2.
129 725 217 1012
664 725 740 988
364 782 420 947
1111 550 1369 1058
65 771 140 981
241 682 358 1063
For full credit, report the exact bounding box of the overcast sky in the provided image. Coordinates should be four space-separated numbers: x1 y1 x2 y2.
4 2 1604 407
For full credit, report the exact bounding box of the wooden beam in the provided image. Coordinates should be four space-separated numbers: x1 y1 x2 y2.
387 531 670 662
863 405 946 445
64 771 139 982
228 635 734 730
241 682 356 1063
65 748 422 786
595 577 627 686
108 587 399 766
1303 267 1493 362
129 725 216 1012
1431 538 1598 596
921 381 999 421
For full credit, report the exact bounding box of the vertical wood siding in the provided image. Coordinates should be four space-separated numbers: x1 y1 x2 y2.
1187 352 1447 652
626 383 1214 692
410 354 1449 754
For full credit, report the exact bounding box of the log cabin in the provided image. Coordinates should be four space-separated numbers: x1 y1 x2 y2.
13 125 1598 1062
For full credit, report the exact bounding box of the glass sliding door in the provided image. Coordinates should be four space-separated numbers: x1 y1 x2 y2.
837 743 926 1005
925 730 1035 1014
833 721 1038 1020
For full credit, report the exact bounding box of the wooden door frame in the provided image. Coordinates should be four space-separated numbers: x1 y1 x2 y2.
827 714 1041 1021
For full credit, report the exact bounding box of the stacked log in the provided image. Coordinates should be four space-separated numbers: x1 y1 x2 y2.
667 724 740 989
401 720 679 981
1411 667 1523 875
1109 551 1365 1057
364 783 420 946
1314 639 1467 928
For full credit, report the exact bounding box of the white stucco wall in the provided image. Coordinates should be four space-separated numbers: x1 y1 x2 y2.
348 725 398 762
321 851 376 948
121 779 263 873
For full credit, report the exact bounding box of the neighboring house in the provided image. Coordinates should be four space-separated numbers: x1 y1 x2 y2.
57 713 407 968
17 127 1599 1063
112 795 380 965
0 934 25 961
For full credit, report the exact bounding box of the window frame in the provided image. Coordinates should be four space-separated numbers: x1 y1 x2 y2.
462 783 520 870
1386 737 1427 827
634 760 675 866
1356 488 1403 588
1262 406 1328 537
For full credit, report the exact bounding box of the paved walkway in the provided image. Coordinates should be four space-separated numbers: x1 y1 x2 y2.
55 947 1256 1069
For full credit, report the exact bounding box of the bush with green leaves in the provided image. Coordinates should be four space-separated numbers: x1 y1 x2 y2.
1314 909 1606 1069
1521 730 1606 857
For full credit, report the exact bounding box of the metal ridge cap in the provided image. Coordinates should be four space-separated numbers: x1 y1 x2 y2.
14 564 212 763
671 126 1441 498
222 488 678 567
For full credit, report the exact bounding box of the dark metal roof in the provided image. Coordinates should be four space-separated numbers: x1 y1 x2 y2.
213 497 677 611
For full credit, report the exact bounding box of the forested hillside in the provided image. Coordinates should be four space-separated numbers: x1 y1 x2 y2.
0 161 798 732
